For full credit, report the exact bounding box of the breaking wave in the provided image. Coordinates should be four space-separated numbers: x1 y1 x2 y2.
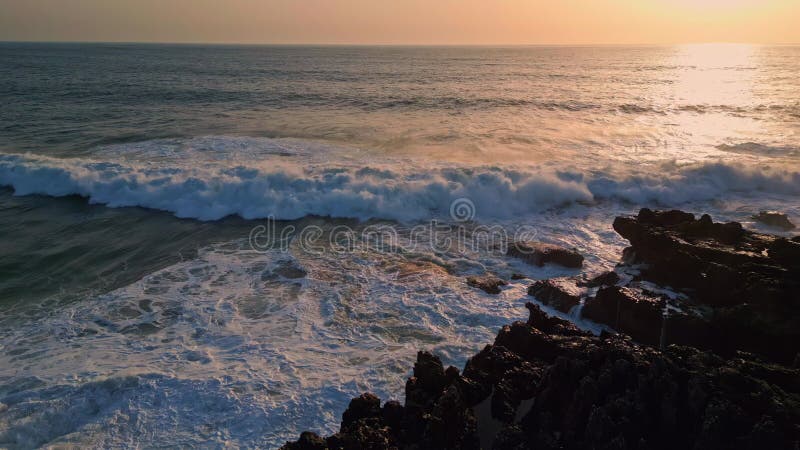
1 149 798 222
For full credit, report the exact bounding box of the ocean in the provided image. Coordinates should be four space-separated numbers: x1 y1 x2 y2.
0 43 798 448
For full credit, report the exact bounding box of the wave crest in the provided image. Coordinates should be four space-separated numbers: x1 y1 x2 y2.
1 152 798 222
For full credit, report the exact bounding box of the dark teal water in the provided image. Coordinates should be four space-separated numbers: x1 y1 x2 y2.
0 187 258 305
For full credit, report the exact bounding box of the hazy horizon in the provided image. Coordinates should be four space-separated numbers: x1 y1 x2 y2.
1 0 798 46
6 41 800 47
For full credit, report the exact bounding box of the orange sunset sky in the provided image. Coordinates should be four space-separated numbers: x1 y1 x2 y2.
0 0 798 45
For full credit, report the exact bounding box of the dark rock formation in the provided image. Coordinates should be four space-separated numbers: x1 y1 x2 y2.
524 302 591 337
467 275 508 295
604 208 800 363
282 303 800 450
582 285 665 345
752 211 796 230
527 278 584 313
507 241 584 268
341 393 382 429
580 284 712 351
281 431 327 450
577 270 620 288
282 210 800 449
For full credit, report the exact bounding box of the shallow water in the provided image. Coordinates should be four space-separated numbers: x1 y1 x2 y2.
0 43 798 449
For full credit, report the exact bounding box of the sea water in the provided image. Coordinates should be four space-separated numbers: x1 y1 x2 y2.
0 43 798 448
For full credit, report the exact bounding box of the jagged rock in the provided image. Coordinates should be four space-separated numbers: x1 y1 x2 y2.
283 211 800 450
284 302 800 450
614 209 754 297
581 284 712 350
494 322 564 363
662 309 715 349
609 208 800 363
280 431 327 450
752 211 796 230
769 237 800 270
414 351 447 393
325 424 394 450
582 286 666 346
466 275 508 294
284 303 800 450
511 273 527 280
380 400 405 430
405 351 448 410
525 302 590 337
507 241 584 268
424 384 480 449
577 271 620 288
528 278 583 313
341 393 382 429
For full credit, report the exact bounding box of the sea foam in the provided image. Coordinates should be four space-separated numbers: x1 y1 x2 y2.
0 150 798 222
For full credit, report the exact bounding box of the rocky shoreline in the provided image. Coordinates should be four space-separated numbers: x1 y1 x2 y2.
282 209 800 450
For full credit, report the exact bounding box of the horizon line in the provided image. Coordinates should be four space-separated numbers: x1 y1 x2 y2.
2 39 799 47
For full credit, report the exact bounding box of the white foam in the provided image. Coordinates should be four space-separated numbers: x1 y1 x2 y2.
1 139 798 222
0 208 629 448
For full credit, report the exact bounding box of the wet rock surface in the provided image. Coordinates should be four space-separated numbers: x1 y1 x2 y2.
582 285 665 345
527 278 584 313
752 211 796 230
605 208 800 363
507 241 584 268
466 275 508 295
282 210 800 449
577 270 620 288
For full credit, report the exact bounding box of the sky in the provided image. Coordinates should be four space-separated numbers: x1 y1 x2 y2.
0 0 798 45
